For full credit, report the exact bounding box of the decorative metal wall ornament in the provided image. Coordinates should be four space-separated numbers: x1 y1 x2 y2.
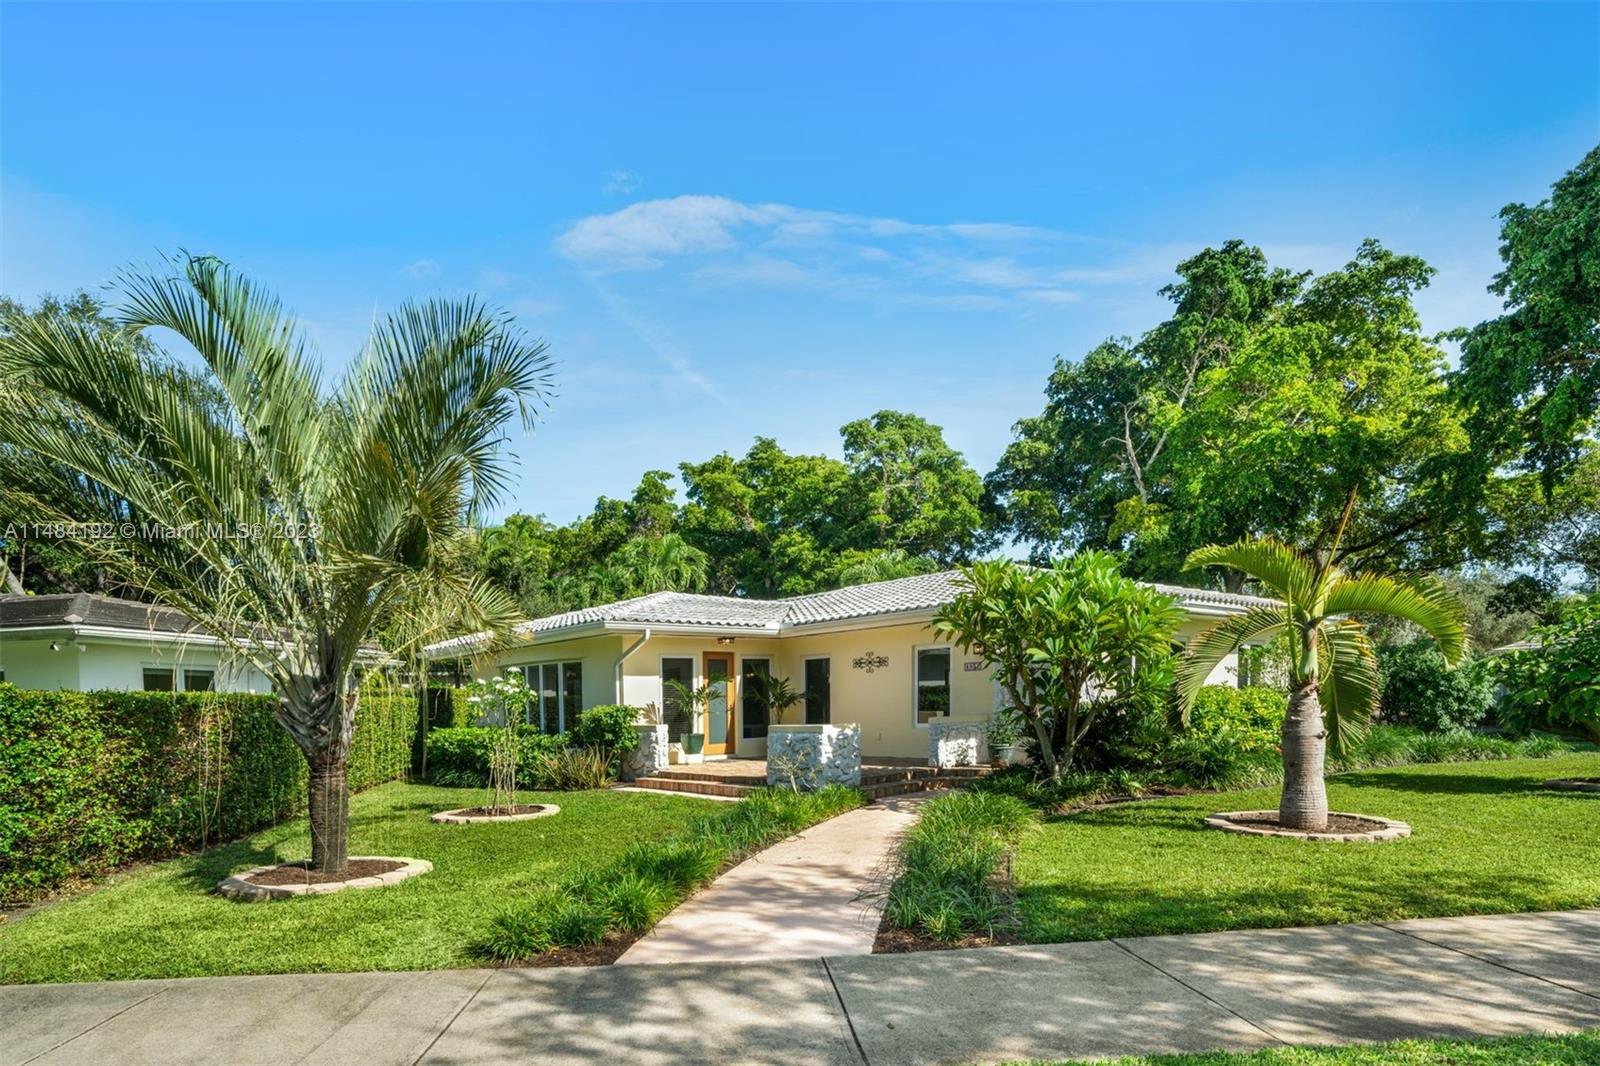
852 653 889 673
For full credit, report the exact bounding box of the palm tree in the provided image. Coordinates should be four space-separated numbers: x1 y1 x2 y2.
1177 533 1466 831
0 254 551 874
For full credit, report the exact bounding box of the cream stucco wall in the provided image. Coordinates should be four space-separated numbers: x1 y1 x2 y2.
456 610 1249 761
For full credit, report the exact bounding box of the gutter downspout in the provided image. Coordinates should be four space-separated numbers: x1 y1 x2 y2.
614 628 652 708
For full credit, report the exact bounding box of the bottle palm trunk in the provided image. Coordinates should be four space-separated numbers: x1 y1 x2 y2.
1279 681 1329 830
307 752 350 874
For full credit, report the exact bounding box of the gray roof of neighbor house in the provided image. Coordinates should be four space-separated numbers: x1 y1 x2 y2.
424 569 1278 656
0 592 207 637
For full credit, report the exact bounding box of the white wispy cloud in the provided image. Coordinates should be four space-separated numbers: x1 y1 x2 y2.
604 169 643 195
553 195 1163 311
399 258 441 280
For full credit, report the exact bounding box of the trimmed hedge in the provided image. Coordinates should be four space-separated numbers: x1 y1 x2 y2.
0 682 416 906
424 726 570 788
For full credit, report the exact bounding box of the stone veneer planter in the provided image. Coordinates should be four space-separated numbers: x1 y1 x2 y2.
1204 810 1411 842
624 723 670 781
430 804 560 824
766 723 862 789
928 720 988 768
217 856 432 902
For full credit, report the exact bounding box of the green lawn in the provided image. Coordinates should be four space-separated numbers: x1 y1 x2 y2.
1017 754 1600 943
1021 1030 1600 1065
0 783 708 984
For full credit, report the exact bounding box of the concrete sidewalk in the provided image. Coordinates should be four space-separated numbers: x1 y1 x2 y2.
617 792 934 965
4 909 1598 1066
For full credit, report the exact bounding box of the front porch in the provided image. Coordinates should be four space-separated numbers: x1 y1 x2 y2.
630 758 989 801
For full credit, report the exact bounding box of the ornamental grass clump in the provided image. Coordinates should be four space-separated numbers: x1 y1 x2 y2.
479 784 865 959
882 791 1034 942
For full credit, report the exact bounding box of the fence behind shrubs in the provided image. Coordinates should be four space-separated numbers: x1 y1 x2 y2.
0 682 416 906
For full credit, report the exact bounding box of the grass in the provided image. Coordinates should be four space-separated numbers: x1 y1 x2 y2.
481 784 866 959
1016 754 1600 943
1018 1030 1600 1065
882 791 1034 941
0 782 708 984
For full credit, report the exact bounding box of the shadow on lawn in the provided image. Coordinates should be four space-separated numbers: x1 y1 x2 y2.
1332 770 1550 797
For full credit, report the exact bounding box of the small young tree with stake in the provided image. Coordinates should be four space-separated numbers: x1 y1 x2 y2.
934 553 1182 782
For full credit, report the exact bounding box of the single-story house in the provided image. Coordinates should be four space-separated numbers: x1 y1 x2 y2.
0 593 271 693
426 570 1274 762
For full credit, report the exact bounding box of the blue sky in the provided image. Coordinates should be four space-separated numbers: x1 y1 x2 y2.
3 2 1597 525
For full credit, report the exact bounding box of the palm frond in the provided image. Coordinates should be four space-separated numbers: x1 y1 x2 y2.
1323 572 1468 663
1176 606 1289 717
1185 538 1314 606
1319 618 1379 753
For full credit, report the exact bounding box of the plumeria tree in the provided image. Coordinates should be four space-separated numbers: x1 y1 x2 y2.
1177 521 1467 830
0 254 550 874
934 553 1182 781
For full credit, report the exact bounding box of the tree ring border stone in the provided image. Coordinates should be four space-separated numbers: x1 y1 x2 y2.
1544 778 1600 793
1203 810 1411 842
429 804 560 824
217 856 431 902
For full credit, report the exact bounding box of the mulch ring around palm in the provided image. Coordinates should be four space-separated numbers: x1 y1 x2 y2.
217 856 432 901
430 804 560 824
1204 810 1412 842
1544 778 1600 793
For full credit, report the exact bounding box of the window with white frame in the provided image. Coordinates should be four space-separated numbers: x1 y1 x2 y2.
522 662 583 734
914 646 951 725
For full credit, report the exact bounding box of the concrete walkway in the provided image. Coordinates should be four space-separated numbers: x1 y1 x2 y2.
5 909 1599 1065
617 792 935 964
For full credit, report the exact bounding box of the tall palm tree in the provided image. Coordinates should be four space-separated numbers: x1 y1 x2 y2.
0 254 552 873
1177 535 1466 831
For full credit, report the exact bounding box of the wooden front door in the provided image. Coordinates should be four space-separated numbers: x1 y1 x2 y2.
702 651 735 756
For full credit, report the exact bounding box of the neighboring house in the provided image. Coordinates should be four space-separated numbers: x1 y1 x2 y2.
426 570 1274 762
0 593 272 693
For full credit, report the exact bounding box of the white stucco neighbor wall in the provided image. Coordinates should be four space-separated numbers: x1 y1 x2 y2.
0 635 269 692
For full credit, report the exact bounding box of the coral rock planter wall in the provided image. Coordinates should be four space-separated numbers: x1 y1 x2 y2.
928 720 989 768
624 724 670 781
217 856 432 902
766 724 862 789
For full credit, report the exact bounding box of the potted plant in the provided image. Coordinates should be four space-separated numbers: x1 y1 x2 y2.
986 711 1021 767
752 673 805 726
664 678 717 755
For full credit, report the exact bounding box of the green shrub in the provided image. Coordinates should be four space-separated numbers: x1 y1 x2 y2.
570 704 643 758
527 745 612 790
481 784 865 961
0 682 415 906
1377 638 1496 733
883 790 1033 942
1497 595 1600 743
1185 685 1284 753
424 726 569 788
1163 733 1281 791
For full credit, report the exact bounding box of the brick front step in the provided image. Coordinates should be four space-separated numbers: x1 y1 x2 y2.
629 765 992 801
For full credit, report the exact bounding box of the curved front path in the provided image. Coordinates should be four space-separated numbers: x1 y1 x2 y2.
616 792 937 965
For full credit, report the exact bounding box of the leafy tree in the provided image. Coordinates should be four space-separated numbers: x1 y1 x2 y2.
1456 145 1600 483
934 553 1183 781
840 410 983 562
0 255 548 874
827 547 938 587
678 437 856 596
591 532 707 600
1496 593 1600 743
987 240 1490 582
1177 523 1467 831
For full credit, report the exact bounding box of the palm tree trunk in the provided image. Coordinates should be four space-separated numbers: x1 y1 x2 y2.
307 750 350 874
1279 681 1328 831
